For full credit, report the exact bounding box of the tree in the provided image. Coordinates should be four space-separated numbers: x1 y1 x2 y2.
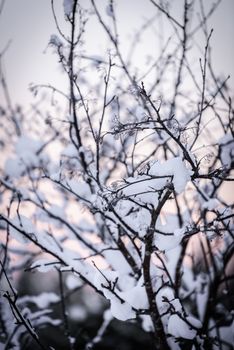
0 0 233 349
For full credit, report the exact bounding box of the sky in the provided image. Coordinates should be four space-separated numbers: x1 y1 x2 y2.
0 0 234 107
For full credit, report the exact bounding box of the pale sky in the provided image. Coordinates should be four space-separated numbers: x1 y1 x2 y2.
0 0 233 106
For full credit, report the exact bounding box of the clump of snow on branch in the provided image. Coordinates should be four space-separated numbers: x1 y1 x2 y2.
63 0 74 16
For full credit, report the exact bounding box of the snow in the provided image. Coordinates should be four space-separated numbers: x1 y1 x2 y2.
4 135 49 178
63 0 74 16
49 204 65 218
156 286 175 315
202 198 220 210
26 309 61 327
195 275 209 320
50 171 61 182
214 320 234 349
170 298 182 312
30 259 57 273
154 286 203 341
10 215 35 244
66 178 92 200
154 222 183 252
141 315 154 332
69 305 87 321
154 213 189 252
154 232 183 251
62 144 77 157
86 309 113 348
93 270 136 321
149 157 191 193
164 246 182 280
106 3 114 17
94 269 119 291
5 158 25 178
219 133 234 167
121 175 167 202
135 105 147 121
103 249 133 274
66 274 83 289
104 291 136 321
167 314 199 339
108 197 152 237
187 315 202 329
49 34 63 47
119 278 149 310
0 1 232 348
33 315 61 327
20 292 60 308
16 135 41 156
174 228 185 237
